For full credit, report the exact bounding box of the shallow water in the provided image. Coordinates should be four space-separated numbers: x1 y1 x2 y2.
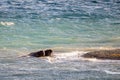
0 50 120 80
0 0 120 80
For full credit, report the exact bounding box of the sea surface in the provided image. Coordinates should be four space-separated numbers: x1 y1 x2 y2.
0 0 120 80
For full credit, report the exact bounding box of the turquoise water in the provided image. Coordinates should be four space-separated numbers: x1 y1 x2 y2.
0 18 120 50
0 0 120 50
0 0 120 80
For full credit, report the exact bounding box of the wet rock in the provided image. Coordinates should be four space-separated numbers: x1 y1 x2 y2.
82 49 120 60
45 49 53 56
29 49 53 57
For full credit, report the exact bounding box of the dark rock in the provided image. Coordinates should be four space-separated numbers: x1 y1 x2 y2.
29 50 44 57
45 49 53 56
29 49 53 57
82 49 120 60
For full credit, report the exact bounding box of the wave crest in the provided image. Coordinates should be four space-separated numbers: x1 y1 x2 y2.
0 21 15 26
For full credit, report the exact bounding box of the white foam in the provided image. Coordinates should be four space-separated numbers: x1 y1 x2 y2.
55 51 78 57
48 51 87 63
55 51 85 58
0 21 15 26
105 70 120 75
81 58 99 62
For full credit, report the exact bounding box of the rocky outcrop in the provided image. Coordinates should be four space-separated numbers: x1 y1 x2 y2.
29 49 53 57
82 49 120 60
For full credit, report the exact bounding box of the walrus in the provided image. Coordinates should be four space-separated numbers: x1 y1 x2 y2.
82 49 120 60
28 49 53 57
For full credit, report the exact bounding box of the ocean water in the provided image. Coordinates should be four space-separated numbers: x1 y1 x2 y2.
0 0 120 80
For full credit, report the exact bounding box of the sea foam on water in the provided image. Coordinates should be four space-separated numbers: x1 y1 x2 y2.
0 22 15 26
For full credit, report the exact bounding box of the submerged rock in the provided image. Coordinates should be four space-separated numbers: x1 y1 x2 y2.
82 49 120 60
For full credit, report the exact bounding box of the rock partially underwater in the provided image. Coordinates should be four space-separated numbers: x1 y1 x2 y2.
29 49 53 57
82 49 120 60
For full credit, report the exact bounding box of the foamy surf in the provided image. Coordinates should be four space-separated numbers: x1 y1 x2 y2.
0 21 15 26
52 50 110 63
105 70 120 75
43 50 119 63
81 58 100 62
41 51 87 63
